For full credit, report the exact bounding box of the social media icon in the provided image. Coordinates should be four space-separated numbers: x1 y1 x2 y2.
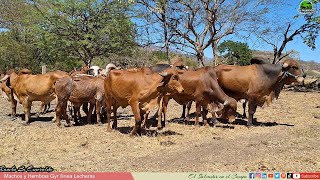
287 173 293 179
256 173 261 179
274 172 281 179
268 173 274 178
249 173 255 179
262 173 267 179
293 173 300 179
281 173 287 179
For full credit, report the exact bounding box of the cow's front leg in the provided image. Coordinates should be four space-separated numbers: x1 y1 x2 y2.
11 98 17 118
106 97 112 132
195 102 201 126
130 102 141 136
201 105 209 127
247 100 257 127
96 101 102 125
86 102 94 124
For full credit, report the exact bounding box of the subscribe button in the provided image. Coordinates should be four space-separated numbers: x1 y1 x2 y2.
299 173 320 179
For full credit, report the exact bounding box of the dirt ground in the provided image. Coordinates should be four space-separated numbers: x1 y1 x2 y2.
0 90 319 172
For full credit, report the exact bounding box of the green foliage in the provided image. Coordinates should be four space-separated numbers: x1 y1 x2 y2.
0 0 137 72
152 51 167 61
31 0 136 66
218 40 252 66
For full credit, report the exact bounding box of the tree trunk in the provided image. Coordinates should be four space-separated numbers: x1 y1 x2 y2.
196 50 205 67
213 39 220 66
162 9 170 64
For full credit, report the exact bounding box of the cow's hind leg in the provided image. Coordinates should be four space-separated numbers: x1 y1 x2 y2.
194 102 201 126
112 105 118 129
22 100 32 125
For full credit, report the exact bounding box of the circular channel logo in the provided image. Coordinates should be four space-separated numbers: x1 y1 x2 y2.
299 0 316 14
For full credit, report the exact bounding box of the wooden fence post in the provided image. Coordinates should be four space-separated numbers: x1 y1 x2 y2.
42 65 47 74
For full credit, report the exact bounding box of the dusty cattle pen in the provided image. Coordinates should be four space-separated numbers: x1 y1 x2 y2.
0 90 319 172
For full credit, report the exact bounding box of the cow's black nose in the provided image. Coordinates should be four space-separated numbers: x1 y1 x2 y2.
303 74 306 78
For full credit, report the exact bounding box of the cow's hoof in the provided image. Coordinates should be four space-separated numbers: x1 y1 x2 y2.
11 117 18 121
107 127 112 132
157 126 163 130
22 122 29 126
64 124 72 127
97 122 102 126
246 123 253 128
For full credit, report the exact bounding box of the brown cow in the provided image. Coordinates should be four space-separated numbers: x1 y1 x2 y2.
158 67 237 128
104 67 184 136
69 65 89 76
55 75 105 127
0 70 69 125
215 58 305 126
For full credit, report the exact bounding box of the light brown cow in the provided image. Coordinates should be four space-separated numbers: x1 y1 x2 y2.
215 58 305 126
0 70 69 125
104 67 184 136
55 75 105 127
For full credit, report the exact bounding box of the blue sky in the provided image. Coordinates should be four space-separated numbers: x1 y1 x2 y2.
1 1 319 63
203 1 320 63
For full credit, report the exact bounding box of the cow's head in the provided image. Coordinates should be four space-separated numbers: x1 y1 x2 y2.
158 68 184 94
281 59 306 84
0 69 17 89
221 98 238 122
88 66 102 77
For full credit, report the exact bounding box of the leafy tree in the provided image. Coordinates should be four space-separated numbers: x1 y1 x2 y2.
29 0 136 66
218 40 252 66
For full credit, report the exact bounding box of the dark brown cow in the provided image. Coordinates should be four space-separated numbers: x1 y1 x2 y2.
55 75 105 127
104 67 184 136
215 58 305 126
0 70 69 125
159 67 237 128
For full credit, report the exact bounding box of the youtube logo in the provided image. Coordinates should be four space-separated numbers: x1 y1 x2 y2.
293 173 300 179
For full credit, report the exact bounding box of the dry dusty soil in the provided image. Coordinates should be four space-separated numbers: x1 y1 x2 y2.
0 90 319 172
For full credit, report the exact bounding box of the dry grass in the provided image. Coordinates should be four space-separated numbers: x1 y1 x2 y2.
0 91 319 172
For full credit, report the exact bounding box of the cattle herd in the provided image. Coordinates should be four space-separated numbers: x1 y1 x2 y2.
0 57 306 136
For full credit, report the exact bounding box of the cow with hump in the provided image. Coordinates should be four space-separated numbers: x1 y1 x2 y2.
0 69 69 125
158 66 238 128
215 58 305 126
104 67 184 136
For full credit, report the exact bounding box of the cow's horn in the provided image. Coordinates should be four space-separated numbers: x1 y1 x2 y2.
223 100 228 106
0 75 9 82
282 63 289 68
159 72 169 77
185 66 189 70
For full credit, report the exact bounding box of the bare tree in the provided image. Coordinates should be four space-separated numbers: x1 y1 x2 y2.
136 0 171 63
163 0 271 66
166 0 215 66
255 14 320 64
